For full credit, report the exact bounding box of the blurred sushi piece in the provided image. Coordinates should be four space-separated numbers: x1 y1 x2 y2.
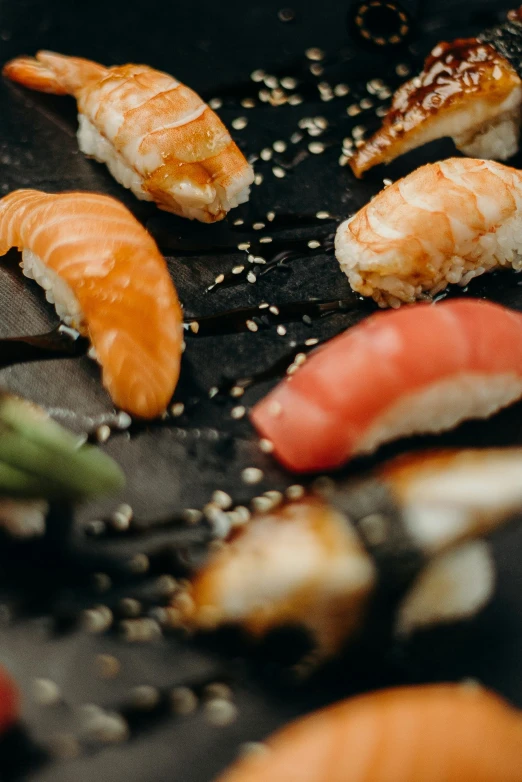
174 447 522 657
350 8 522 177
0 664 18 733
336 158 522 308
251 299 522 472
217 684 522 782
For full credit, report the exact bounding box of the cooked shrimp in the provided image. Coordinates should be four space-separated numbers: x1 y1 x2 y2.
3 52 254 222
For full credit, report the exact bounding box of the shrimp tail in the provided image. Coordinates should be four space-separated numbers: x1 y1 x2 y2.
3 51 106 96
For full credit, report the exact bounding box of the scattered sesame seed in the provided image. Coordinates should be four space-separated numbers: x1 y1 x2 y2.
212 490 233 510
253 221 265 230
241 97 256 108
251 69 265 82
232 265 245 275
310 63 324 76
116 411 132 429
247 271 257 283
92 572 112 592
307 126 323 137
286 484 305 500
120 617 162 643
294 353 307 365
360 97 373 110
170 686 198 715
233 218 244 226
302 314 312 324
383 178 393 187
129 685 160 710
246 320 258 332
318 80 331 93
232 505 251 525
96 654 121 680
272 166 286 178
288 94 303 105
128 553 150 575
334 83 350 97
204 682 233 701
251 495 275 513
119 597 142 618
314 116 328 129
31 678 61 706
155 574 179 596
259 302 270 309
241 467 264 485
281 76 297 89
352 125 366 139
260 147 273 161
204 698 238 726
396 63 410 76
338 154 350 166
307 239 321 248
375 105 388 117
266 211 276 221
215 273 225 284
276 325 287 336
316 210 330 219
95 424 111 443
209 98 223 110
278 7 295 22
347 104 362 116
355 139 365 149
273 140 287 153
290 131 303 144
378 87 392 100
171 402 185 417
252 255 266 264
258 88 270 102
306 46 324 61
254 173 264 185
269 305 280 315
268 401 282 417
259 236 273 244
264 490 283 508
208 386 219 398
238 241 250 251
190 321 200 334
264 75 278 89
305 337 319 346
287 363 298 375
259 438 274 453
81 710 129 744
82 605 113 634
182 508 203 524
231 405 246 420
308 142 325 155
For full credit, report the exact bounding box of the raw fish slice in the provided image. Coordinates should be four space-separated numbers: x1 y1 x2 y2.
0 189 182 419
251 299 522 471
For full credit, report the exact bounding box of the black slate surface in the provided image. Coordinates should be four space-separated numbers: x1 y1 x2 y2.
1 1 522 780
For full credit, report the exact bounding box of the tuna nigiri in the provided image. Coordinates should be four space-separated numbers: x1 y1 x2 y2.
336 158 522 308
2 52 254 222
251 299 522 472
216 684 522 782
350 8 522 177
0 189 182 419
0 665 18 734
176 447 519 656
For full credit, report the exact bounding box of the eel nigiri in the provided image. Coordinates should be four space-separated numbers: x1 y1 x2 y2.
175 447 520 656
217 685 522 782
335 157 522 308
0 665 18 733
2 51 254 222
251 299 522 472
350 8 522 177
0 189 182 419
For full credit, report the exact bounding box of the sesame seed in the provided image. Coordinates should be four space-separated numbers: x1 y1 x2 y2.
383 178 393 187
113 503 133 526
286 484 305 500
288 94 303 105
231 405 246 420
232 265 245 275
241 97 256 108
238 241 250 251
230 386 245 399
253 221 265 230
92 572 112 592
306 46 324 61
378 88 391 100
31 678 61 706
302 314 312 324
287 363 298 375
212 490 233 510
171 402 185 417
273 140 287 153
396 63 410 76
204 698 238 726
246 320 258 332
251 69 265 82
232 505 251 525
96 654 121 680
170 686 198 715
259 301 270 309
253 255 266 264
307 126 323 137
119 598 142 617
209 98 223 109
281 76 297 89
251 495 275 513
215 273 225 284
87 345 98 360
127 553 150 574
334 83 350 96
268 401 282 416
269 305 280 315
241 467 264 485
276 325 287 336
316 211 330 219
290 131 303 144
266 211 276 221
182 507 203 524
129 685 160 710
82 605 113 634
376 105 388 117
294 353 307 365
204 682 234 701
360 97 373 110
260 147 273 161
247 271 257 283
305 337 319 346
120 617 162 643
264 490 283 508
308 142 325 155
310 62 324 76
314 116 328 129
81 710 129 744
338 154 350 167
307 239 321 249
233 218 244 226
278 7 296 22
352 125 366 139
259 438 274 453
298 117 313 129
258 88 271 102
155 574 179 596
208 386 219 398
116 411 132 429
95 424 111 443
272 166 286 178
347 104 362 116
190 321 200 334
259 236 273 244
254 173 264 185
264 75 278 89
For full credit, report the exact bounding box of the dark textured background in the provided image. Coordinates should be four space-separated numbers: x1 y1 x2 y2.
1 1 522 780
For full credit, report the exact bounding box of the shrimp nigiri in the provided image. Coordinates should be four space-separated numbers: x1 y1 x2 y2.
176 447 521 656
0 665 18 733
336 158 522 308
251 299 522 472
350 8 522 177
2 51 254 222
217 684 522 782
0 189 182 419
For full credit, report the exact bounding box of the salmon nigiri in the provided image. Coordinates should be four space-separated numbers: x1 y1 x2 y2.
217 684 522 782
251 299 522 471
0 189 183 419
2 52 254 222
336 158 522 308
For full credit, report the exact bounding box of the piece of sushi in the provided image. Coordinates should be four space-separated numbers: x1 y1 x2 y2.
174 447 519 657
2 51 254 222
350 8 522 177
216 684 522 782
0 665 18 733
336 158 522 308
251 299 522 472
0 189 183 419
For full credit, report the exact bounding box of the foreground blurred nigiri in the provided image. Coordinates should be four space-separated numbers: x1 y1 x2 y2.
217 684 522 782
350 8 522 177
252 299 522 472
0 665 18 734
336 158 522 308
2 51 254 222
175 447 522 656
0 189 182 419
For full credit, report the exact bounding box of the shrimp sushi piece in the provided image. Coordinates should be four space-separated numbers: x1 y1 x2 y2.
0 189 182 419
350 8 522 177
251 299 522 472
2 52 254 222
175 447 522 656
217 684 522 782
336 158 522 308
0 665 18 733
